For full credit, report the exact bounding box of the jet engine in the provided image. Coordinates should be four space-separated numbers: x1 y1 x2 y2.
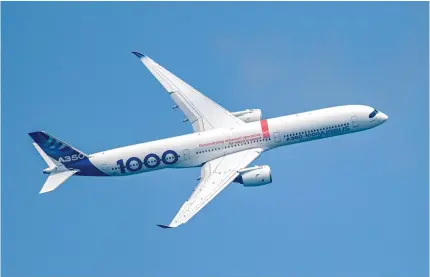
231 109 262 123
234 165 272 187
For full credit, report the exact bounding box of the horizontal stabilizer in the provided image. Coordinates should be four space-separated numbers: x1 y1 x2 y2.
40 170 78 194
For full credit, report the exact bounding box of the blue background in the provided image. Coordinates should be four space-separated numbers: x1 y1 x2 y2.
2 2 428 277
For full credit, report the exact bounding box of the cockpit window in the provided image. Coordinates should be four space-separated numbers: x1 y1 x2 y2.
369 109 379 118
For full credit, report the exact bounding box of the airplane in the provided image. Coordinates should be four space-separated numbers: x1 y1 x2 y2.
29 52 388 228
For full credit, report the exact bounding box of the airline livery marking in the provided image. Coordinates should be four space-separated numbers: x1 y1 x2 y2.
58 153 86 163
261 119 270 138
116 150 179 173
198 133 261 147
286 125 351 142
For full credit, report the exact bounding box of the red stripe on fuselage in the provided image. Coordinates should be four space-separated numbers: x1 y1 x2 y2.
260 119 270 138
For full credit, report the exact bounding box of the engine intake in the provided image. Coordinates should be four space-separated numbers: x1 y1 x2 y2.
234 165 272 187
231 109 262 123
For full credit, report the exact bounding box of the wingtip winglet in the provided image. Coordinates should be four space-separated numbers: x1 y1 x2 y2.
157 224 173 229
132 51 145 59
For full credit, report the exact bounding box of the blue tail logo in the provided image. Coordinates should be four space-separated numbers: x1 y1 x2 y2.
29 131 88 163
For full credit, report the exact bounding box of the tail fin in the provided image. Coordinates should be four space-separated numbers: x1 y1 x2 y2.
32 142 59 168
29 131 88 163
29 131 86 193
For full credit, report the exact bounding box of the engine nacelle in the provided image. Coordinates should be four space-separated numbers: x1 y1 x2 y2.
234 165 272 187
231 109 262 123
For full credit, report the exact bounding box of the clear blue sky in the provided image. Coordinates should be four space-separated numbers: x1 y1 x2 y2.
2 2 428 277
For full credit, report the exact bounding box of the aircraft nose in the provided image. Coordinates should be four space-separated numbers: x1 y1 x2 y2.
379 112 388 122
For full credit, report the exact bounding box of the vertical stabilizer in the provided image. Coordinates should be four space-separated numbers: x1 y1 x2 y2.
32 143 59 168
29 131 87 163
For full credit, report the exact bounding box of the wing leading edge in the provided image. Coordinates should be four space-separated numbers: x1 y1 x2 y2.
132 52 244 132
159 148 263 228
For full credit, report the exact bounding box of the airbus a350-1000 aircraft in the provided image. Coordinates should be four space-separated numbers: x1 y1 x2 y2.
29 52 388 228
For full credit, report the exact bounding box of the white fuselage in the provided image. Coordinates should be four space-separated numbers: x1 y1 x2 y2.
86 105 387 177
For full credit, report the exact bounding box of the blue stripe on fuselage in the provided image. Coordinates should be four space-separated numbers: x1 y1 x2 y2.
63 158 108 176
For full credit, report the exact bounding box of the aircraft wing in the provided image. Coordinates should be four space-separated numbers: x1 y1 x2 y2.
158 148 263 229
132 52 244 132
